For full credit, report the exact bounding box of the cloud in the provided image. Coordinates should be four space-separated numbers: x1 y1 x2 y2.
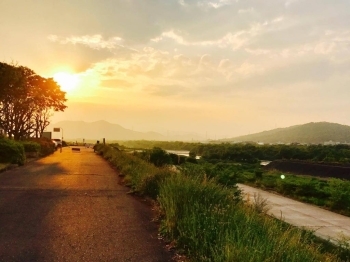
235 62 264 76
206 0 235 9
244 48 271 55
100 78 133 89
48 34 128 51
285 0 299 7
150 16 285 51
83 46 240 99
238 8 255 14
4 0 350 138
178 0 186 6
151 29 249 51
143 84 186 96
60 35 121 49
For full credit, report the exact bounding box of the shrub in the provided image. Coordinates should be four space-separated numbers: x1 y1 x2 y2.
254 169 263 179
169 153 186 165
21 141 41 153
327 178 350 211
149 147 172 167
0 138 25 165
276 179 297 195
27 137 55 156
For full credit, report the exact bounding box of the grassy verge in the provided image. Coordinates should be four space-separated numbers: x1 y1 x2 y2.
183 161 350 217
243 169 350 216
95 144 345 261
0 163 11 172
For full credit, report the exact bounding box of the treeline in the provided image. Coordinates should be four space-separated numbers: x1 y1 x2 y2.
116 140 350 164
116 140 200 151
191 143 350 164
0 62 66 139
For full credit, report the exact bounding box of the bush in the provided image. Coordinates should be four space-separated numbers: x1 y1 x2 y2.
21 141 40 153
149 147 172 167
169 153 186 165
255 169 263 179
327 179 350 211
27 137 55 156
0 138 25 165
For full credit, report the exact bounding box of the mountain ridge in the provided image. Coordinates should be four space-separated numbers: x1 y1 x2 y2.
47 120 202 141
48 120 164 141
221 122 350 144
47 121 350 143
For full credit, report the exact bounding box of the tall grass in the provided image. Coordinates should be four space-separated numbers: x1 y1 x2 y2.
95 144 173 198
158 174 337 262
96 144 340 261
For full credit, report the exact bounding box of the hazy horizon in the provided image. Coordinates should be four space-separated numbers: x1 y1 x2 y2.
2 0 350 139
47 119 350 142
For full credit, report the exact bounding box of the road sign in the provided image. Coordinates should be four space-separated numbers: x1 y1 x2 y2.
53 128 60 132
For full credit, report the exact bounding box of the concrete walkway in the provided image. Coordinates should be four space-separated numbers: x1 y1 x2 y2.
238 184 350 244
0 147 173 261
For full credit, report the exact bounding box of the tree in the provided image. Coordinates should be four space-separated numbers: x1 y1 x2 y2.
0 62 67 139
33 108 53 138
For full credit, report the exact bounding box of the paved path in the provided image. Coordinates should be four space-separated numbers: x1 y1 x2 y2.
0 147 173 262
238 184 350 244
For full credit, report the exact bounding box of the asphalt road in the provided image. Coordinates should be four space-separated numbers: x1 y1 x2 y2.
238 183 350 244
0 147 173 262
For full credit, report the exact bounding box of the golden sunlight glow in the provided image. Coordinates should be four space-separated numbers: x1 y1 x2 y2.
53 72 80 93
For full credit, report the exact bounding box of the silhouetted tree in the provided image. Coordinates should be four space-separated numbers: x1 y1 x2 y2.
0 62 67 139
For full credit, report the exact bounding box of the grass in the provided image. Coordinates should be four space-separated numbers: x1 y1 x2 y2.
0 162 11 172
243 169 350 216
95 144 346 262
185 161 350 217
158 169 338 261
95 144 173 198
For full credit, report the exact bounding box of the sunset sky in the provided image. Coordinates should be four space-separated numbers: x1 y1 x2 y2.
1 0 350 139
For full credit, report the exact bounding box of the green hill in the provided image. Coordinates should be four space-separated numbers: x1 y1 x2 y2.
222 122 350 144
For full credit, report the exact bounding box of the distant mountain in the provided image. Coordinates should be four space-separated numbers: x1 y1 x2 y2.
48 120 165 141
221 122 350 144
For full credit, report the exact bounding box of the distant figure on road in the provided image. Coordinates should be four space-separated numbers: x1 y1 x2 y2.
93 140 100 152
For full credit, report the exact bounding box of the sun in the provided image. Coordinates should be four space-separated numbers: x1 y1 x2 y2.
53 72 80 93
